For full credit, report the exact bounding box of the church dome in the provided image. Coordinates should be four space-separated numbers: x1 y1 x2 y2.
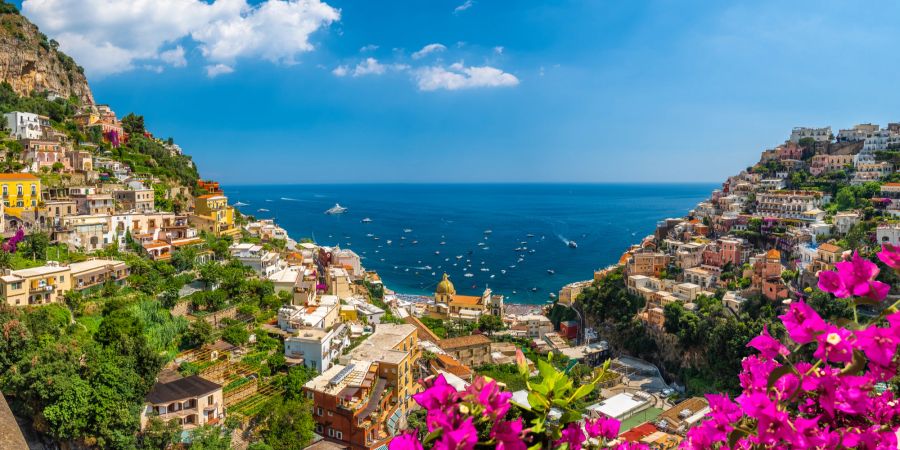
436 273 456 295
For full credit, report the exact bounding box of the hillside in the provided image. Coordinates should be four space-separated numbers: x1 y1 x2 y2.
0 1 94 105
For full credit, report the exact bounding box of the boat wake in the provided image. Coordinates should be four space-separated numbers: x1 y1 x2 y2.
280 197 305 202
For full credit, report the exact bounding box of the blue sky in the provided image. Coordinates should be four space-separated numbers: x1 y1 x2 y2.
12 0 900 184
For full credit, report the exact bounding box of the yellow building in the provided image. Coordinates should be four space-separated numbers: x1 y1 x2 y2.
344 323 421 412
190 193 240 237
0 262 72 306
429 273 504 321
0 173 41 217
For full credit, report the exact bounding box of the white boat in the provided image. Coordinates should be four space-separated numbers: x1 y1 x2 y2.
366 233 374 237
434 251 440 255
484 230 492 234
362 218 372 223
258 208 270 212
547 269 555 275
568 240 578 248
387 240 392 244
480 268 490 272
464 273 474 278
325 203 348 214
404 229 413 233
500 270 507 274
233 201 248 207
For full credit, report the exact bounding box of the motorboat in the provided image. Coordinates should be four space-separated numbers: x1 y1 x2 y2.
362 217 372 223
233 201 248 207
568 240 578 248
547 269 555 275
484 229 492 234
325 203 347 214
464 273 474 278
404 228 413 233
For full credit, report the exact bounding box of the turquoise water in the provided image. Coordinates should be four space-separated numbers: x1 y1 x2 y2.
224 184 716 304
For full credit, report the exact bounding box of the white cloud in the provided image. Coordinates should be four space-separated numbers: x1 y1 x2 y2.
411 43 446 60
415 63 519 91
359 44 379 52
352 58 385 76
205 63 234 77
493 46 504 55
453 0 474 14
160 46 187 67
21 0 340 77
332 65 349 77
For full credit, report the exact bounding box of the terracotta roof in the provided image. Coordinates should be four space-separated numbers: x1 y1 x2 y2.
438 334 492 350
766 249 781 259
818 243 842 253
451 294 482 306
620 422 658 442
883 183 900 187
143 240 170 249
0 173 38 180
659 397 709 425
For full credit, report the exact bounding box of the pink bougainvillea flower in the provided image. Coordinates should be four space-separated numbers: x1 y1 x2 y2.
855 324 899 367
434 417 478 450
468 378 512 419
490 418 526 450
584 415 620 440
778 300 826 344
878 243 900 270
389 431 424 450
746 325 789 359
412 374 457 412
814 325 855 363
820 251 890 301
554 422 586 450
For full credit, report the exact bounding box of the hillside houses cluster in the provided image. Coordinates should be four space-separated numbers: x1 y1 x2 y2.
614 123 900 331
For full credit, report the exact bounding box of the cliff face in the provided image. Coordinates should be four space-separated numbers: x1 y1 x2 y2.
0 5 94 105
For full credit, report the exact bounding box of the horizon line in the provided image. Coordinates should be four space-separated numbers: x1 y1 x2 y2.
218 180 723 187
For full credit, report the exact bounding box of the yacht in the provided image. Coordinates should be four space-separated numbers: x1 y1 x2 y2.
361 217 372 223
366 233 374 237
386 240 392 245
404 228 413 233
484 229 493 234
233 201 248 207
325 203 348 214
500 269 507 275
258 208 270 212
547 269 555 275
568 240 578 248
464 273 474 278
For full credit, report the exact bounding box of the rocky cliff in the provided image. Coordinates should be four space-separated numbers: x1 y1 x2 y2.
0 2 94 105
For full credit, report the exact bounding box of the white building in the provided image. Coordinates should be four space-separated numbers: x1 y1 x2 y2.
229 242 282 277
863 129 900 152
877 224 900 246
833 211 861 235
284 324 349 372
586 391 653 421
3 112 42 139
789 126 831 144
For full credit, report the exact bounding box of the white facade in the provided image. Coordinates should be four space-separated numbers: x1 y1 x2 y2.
789 126 831 144
4 112 42 139
877 224 900 246
284 324 349 372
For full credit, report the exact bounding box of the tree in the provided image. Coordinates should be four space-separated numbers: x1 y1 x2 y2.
190 424 232 450
221 323 249 346
478 314 504 336
121 113 146 135
253 398 315 450
181 319 215 349
140 417 181 449
20 232 50 260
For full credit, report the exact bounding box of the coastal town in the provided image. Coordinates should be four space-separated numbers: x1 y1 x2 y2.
1 3 900 450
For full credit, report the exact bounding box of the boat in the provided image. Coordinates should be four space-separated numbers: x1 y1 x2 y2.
456 255 463 259
258 208 270 212
531 287 539 292
549 293 557 299
404 229 413 233
386 240 392 244
412 240 419 245
568 240 578 248
464 273 474 278
366 233 374 237
362 217 372 223
482 247 490 250
440 241 446 245
547 269 555 275
233 201 248 207
501 269 507 274
480 268 490 272
526 233 535 238
484 230 492 234
325 203 348 214
490 275 495 279
434 251 440 255
477 242 485 246
512 290 517 294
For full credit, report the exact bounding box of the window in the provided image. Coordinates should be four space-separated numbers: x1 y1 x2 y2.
315 424 323 433
30 200 35 207
30 185 35 196
335 431 343 440
208 395 214 406
2 186 6 196
16 201 22 208
316 407 323 416
16 184 22 196
327 428 334 437
327 411 333 417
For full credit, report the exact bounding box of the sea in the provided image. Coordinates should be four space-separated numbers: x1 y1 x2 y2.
224 183 717 305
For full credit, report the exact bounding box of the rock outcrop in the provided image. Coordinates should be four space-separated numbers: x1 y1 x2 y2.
0 4 94 105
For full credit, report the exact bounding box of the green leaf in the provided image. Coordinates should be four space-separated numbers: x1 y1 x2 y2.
530 380 550 396
527 392 549 411
527 444 543 450
840 350 867 376
568 382 595 402
855 296 883 306
552 376 573 398
766 364 797 391
422 430 441 444
537 359 556 380
728 427 749 449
